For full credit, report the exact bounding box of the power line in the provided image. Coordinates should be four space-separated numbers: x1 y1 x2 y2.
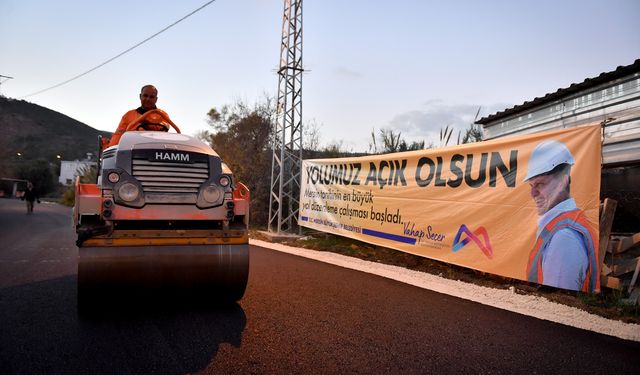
0 74 14 96
19 0 216 99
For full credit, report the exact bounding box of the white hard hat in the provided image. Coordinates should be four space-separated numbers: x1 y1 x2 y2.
523 140 574 182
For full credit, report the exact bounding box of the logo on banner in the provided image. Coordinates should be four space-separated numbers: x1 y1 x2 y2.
452 224 493 259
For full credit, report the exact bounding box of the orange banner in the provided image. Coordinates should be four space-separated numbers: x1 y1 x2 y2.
299 125 602 292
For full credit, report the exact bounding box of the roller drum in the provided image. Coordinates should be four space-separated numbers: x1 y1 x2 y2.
77 244 249 303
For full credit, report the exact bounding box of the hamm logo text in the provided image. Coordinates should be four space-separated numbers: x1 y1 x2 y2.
155 152 190 162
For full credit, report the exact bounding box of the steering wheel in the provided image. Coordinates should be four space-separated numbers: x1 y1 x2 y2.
124 109 181 133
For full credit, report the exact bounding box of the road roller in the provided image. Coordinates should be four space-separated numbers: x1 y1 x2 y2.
73 109 250 306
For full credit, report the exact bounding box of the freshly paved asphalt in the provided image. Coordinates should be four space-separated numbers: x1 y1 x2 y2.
1 198 639 374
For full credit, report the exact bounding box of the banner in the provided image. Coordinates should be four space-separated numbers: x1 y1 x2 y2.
299 125 602 292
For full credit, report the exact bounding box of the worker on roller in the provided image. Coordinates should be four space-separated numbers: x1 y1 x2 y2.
106 84 169 147
524 140 599 293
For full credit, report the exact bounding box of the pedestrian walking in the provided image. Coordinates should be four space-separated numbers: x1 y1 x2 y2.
21 181 40 214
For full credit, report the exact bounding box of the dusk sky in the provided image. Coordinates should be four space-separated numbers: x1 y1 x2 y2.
2 0 639 152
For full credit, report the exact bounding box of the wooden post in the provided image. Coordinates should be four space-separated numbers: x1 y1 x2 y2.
598 198 617 282
614 232 640 254
629 259 640 294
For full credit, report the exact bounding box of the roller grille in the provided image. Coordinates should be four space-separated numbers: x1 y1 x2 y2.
132 159 209 193
102 148 117 159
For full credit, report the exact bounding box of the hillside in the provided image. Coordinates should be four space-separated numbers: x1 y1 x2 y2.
0 96 111 166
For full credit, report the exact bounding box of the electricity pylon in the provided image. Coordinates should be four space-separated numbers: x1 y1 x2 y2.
268 0 303 233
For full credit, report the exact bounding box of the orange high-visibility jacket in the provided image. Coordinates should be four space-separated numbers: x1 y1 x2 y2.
107 108 147 148
107 107 170 147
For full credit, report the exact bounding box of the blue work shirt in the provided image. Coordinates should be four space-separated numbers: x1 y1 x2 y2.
536 198 589 291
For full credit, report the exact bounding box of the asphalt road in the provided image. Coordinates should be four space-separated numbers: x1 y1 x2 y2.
0 198 639 374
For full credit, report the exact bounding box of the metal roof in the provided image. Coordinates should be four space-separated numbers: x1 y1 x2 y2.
476 59 640 125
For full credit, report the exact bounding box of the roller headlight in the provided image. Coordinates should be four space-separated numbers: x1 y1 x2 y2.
203 185 222 203
219 175 231 187
107 172 120 183
118 182 140 202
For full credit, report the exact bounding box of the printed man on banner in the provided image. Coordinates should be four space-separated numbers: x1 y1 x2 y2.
524 140 599 293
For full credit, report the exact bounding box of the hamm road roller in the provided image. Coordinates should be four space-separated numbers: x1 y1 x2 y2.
73 109 250 305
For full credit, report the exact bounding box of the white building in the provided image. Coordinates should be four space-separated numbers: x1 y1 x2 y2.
59 160 97 185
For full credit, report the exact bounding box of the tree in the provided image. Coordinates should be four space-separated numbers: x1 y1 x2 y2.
303 119 322 152
460 106 484 144
369 128 425 154
12 159 56 196
202 98 275 227
460 123 483 144
398 139 426 152
321 140 352 158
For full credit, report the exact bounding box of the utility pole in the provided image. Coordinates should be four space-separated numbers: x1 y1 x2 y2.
268 0 303 234
0 75 13 96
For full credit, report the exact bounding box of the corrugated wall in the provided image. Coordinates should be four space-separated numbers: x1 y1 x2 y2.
483 74 640 166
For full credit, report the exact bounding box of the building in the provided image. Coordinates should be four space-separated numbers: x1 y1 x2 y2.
476 59 640 231
59 160 96 185
0 178 28 198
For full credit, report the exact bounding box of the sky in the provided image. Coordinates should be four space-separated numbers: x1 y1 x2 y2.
1 0 639 153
